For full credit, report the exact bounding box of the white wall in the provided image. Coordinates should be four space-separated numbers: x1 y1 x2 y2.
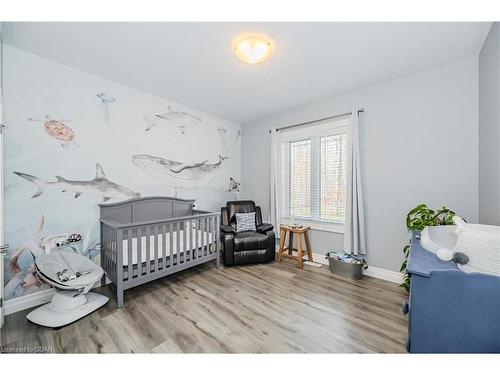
479 23 500 225
3 46 241 301
241 58 479 272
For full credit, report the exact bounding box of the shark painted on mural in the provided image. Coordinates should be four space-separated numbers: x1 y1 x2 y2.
143 105 202 134
14 163 140 202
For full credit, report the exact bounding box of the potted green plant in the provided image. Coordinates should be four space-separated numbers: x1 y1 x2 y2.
400 204 456 292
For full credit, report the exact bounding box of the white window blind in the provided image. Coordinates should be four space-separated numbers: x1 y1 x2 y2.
289 139 311 217
283 117 349 224
320 134 347 221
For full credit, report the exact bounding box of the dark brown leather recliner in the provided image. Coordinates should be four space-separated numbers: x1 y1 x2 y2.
220 200 275 266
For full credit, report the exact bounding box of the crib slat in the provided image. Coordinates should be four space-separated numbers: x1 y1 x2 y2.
206 217 210 255
113 227 116 280
103 225 106 272
108 226 111 277
195 219 201 258
202 218 204 257
168 223 174 267
116 229 124 280
107 228 112 278
199 218 203 257
189 219 193 262
162 223 167 271
204 217 208 256
114 227 117 277
210 216 215 254
211 217 214 254
137 227 142 277
186 220 190 262
190 219 194 259
207 217 210 256
154 224 159 273
202 218 206 257
103 225 107 275
183 220 188 263
146 226 151 275
102 224 109 272
200 219 205 257
176 221 181 265
107 226 111 277
213 216 217 254
127 229 133 280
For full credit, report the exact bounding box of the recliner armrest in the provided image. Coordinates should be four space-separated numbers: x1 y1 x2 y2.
220 225 236 234
257 223 274 233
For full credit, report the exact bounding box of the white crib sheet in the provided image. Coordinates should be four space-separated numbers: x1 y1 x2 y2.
122 228 214 266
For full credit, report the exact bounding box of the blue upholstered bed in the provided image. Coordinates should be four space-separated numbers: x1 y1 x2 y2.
406 231 500 353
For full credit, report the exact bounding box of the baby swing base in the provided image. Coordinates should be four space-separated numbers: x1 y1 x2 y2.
26 291 109 328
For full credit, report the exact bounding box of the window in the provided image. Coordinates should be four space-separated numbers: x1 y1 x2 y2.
281 117 349 229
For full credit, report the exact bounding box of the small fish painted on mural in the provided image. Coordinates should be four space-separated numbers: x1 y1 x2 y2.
96 92 116 129
14 163 140 202
132 154 228 185
143 105 202 134
227 177 241 193
28 115 79 148
227 177 241 200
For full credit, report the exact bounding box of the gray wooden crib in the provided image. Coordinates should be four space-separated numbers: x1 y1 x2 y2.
99 196 220 308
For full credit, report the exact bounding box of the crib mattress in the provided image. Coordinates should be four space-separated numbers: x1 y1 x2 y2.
122 229 214 266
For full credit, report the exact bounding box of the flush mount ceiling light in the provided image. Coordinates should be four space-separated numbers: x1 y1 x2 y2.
232 33 274 65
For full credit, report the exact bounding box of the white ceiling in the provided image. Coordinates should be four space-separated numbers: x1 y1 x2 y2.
3 22 491 124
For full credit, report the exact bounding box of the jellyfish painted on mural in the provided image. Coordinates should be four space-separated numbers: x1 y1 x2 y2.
96 93 116 129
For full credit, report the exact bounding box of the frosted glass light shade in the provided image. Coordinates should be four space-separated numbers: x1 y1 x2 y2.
232 33 274 64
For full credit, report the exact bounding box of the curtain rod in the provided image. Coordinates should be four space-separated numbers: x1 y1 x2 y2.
271 108 364 133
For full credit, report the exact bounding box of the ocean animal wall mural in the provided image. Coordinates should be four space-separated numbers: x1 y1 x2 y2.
96 92 116 129
3 45 241 300
28 115 79 148
143 105 202 133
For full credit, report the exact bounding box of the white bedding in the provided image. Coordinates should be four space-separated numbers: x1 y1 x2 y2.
122 228 214 266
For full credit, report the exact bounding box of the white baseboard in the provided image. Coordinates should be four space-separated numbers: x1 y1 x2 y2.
4 279 110 316
362 265 403 284
4 288 56 316
276 248 403 284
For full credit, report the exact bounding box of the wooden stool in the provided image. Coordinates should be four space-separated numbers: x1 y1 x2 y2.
278 225 313 269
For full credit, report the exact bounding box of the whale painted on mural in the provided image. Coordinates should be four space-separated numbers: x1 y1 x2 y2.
14 163 140 202
132 154 228 185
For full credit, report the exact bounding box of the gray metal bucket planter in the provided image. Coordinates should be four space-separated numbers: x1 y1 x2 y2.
326 252 367 280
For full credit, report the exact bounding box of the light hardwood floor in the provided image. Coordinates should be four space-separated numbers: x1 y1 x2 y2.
1 259 408 353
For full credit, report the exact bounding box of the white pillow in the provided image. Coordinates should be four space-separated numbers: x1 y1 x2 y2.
235 212 256 233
